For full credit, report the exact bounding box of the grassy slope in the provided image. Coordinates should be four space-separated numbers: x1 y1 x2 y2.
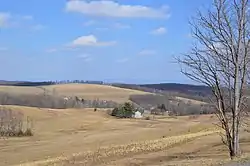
0 84 244 165
43 84 150 102
0 106 217 166
0 84 150 103
0 84 207 105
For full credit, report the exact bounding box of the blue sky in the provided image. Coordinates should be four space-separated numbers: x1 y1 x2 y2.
0 0 211 84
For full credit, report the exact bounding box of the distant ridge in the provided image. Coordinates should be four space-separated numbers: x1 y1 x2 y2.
111 83 212 102
0 80 54 86
139 83 211 93
0 80 211 96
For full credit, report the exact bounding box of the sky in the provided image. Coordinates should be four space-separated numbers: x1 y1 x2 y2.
0 0 212 84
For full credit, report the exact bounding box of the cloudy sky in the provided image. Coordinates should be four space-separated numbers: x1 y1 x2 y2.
0 0 211 84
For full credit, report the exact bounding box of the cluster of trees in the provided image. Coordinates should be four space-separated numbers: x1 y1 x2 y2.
129 94 215 116
111 102 143 118
168 102 215 116
129 94 174 110
0 92 119 109
73 98 119 109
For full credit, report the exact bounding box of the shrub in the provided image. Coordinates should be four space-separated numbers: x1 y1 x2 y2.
0 107 33 137
111 102 138 118
24 128 33 136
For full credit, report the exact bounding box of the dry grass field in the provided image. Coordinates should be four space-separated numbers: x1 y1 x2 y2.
0 84 249 166
44 84 150 102
0 84 150 103
0 105 249 166
0 84 206 105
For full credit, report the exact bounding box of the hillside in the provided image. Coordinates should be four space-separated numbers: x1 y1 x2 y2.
113 83 211 96
0 84 150 103
0 84 249 165
0 82 212 111
1 105 248 166
139 83 212 96
0 105 225 166
43 84 150 102
112 83 213 103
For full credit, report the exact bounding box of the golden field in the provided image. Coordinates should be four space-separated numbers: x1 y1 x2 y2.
0 84 249 166
0 105 249 166
0 84 150 103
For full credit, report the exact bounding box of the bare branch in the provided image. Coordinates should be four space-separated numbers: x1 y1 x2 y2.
177 0 250 159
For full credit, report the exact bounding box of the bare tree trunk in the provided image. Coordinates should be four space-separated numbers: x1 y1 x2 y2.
176 0 249 159
232 65 240 157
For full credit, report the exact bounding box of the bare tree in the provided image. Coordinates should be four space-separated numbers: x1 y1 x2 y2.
177 0 249 159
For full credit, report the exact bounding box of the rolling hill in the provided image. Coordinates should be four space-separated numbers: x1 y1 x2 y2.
112 83 212 97
0 83 150 103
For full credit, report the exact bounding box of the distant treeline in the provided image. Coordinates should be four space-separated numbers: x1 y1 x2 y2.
112 83 213 102
0 92 119 109
0 80 106 87
139 83 212 97
111 83 212 95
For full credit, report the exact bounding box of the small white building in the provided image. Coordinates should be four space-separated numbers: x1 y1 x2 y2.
134 111 143 119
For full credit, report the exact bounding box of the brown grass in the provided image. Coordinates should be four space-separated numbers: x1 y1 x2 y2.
18 130 220 166
0 82 247 166
44 84 150 102
0 105 249 166
0 105 221 166
0 84 150 103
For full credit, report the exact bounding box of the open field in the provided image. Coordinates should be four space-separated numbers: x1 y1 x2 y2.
0 105 249 166
0 84 150 103
0 84 248 166
0 84 206 107
43 84 150 102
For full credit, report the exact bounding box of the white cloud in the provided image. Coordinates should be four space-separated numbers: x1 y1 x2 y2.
151 27 167 35
65 0 170 19
138 49 156 56
0 12 11 27
0 12 44 31
71 35 116 47
113 23 131 29
116 58 129 63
